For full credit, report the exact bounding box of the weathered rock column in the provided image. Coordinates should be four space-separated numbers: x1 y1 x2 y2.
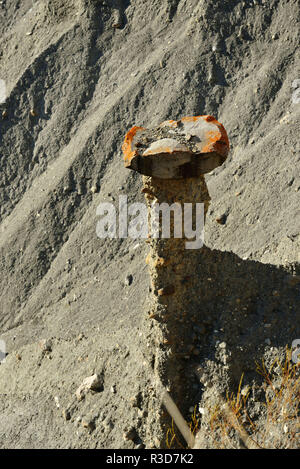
122 115 229 400
142 174 210 321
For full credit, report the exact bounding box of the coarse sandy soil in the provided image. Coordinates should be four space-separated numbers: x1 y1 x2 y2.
0 0 299 449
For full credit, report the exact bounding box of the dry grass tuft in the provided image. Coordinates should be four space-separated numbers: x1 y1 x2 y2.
166 348 299 449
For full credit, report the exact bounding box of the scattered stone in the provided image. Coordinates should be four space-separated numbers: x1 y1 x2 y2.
112 12 123 30
39 339 52 352
138 409 147 419
74 416 82 426
82 417 96 431
90 185 98 194
125 274 133 286
123 427 137 441
216 214 227 225
103 418 114 432
76 374 103 401
62 408 71 421
130 394 140 408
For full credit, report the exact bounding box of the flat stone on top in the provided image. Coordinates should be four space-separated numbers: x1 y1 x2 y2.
122 115 229 179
